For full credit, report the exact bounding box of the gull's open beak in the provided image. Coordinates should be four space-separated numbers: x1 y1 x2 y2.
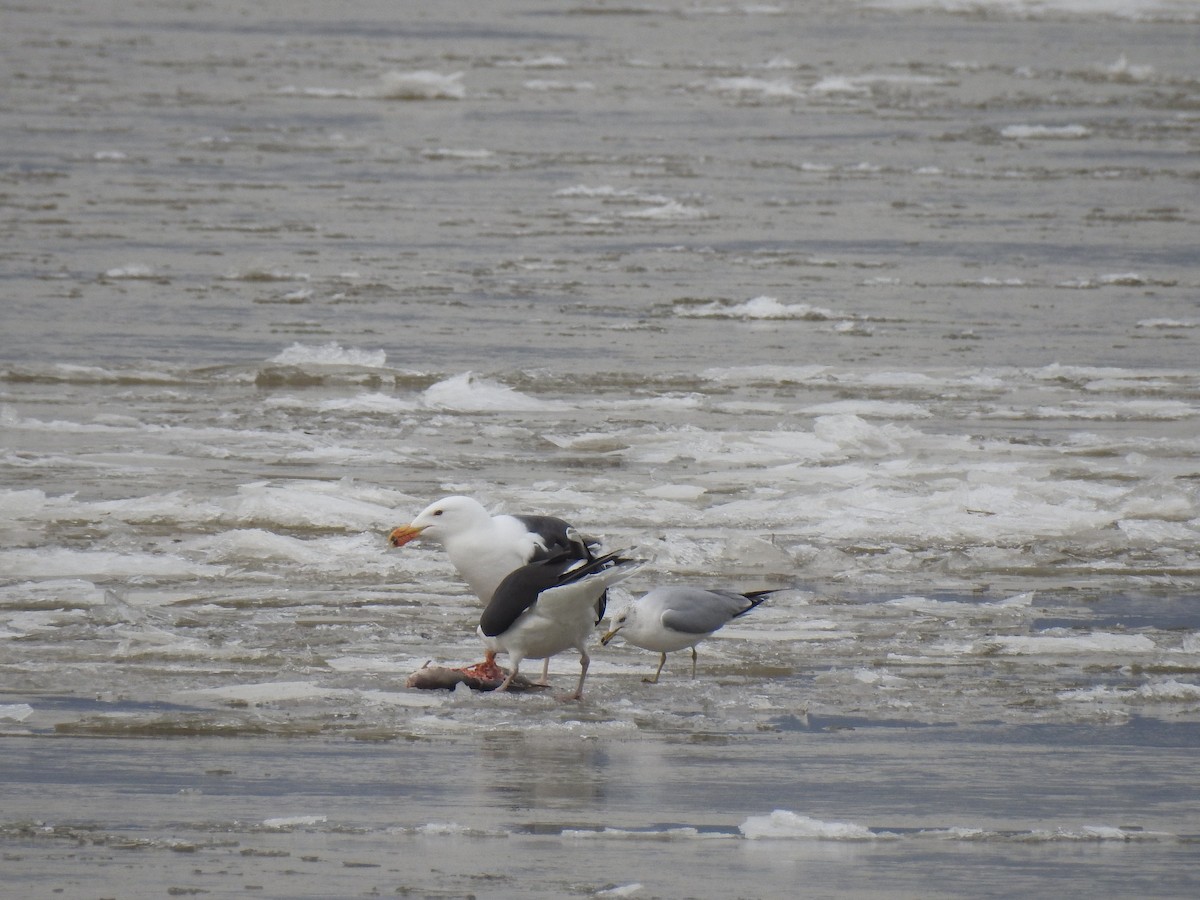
387 524 425 548
599 626 620 646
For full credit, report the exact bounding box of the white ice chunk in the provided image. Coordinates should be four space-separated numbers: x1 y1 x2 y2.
740 809 877 840
422 373 568 412
263 815 327 828
376 70 465 100
0 703 35 722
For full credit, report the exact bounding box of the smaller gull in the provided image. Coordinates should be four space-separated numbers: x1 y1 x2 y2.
482 550 644 699
600 587 774 683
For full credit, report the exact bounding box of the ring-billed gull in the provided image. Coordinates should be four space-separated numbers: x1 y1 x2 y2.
600 587 774 683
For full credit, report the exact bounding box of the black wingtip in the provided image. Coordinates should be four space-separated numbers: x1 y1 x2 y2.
569 548 644 578
733 589 777 617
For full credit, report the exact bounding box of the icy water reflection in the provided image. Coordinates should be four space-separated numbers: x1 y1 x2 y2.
3 717 1198 899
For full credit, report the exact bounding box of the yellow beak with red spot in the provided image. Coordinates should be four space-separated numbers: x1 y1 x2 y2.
388 524 426 547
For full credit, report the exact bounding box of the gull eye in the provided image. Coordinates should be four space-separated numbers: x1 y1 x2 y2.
432 509 443 516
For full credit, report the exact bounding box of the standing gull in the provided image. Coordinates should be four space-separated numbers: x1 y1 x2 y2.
388 495 604 680
600 587 774 683
481 550 644 699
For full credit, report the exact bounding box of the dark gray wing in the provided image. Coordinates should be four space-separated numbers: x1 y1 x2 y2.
479 554 576 638
512 514 608 621
512 514 595 562
479 551 630 638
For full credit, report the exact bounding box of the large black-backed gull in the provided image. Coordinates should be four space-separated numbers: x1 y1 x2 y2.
481 550 643 699
388 495 606 680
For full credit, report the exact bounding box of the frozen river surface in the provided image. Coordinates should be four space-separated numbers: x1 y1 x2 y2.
2 0 1199 897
